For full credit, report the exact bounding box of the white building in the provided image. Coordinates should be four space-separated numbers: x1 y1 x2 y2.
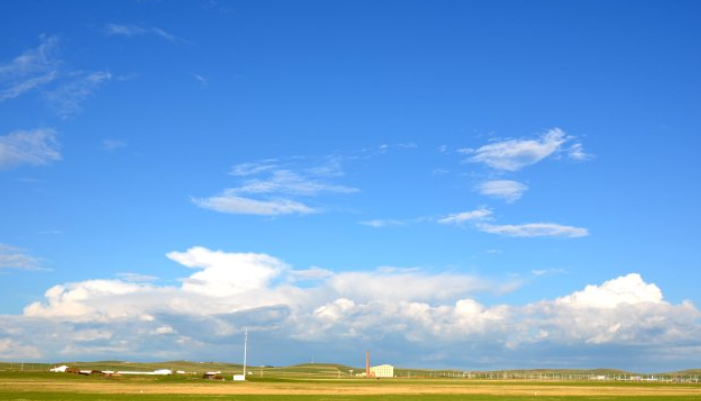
370 364 394 378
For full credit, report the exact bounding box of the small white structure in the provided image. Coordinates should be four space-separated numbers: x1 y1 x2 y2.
50 365 69 373
117 369 172 376
233 328 249 381
370 364 394 378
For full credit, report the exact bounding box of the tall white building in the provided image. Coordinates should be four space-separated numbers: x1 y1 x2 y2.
370 364 394 378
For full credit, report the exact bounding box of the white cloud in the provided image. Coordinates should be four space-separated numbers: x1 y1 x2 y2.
289 266 334 281
0 36 111 116
0 35 59 102
0 129 61 170
438 207 493 225
568 142 594 161
0 71 57 102
0 243 40 271
45 71 111 118
151 27 179 43
104 24 181 43
476 180 528 202
166 247 288 296
230 160 279 176
359 219 406 228
193 191 317 215
0 338 41 359
556 273 662 308
0 248 698 368
478 222 589 238
101 139 127 151
192 73 207 87
197 159 357 216
103 23 148 37
462 128 589 171
237 170 358 196
116 272 158 283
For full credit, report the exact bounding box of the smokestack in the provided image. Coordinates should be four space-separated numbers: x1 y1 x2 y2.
366 350 370 378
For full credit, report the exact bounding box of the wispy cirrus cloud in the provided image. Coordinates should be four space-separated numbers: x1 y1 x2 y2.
0 243 41 271
193 191 317 216
45 71 112 119
358 219 407 228
103 23 181 43
195 158 359 216
478 222 589 238
0 36 112 118
0 129 61 170
437 207 493 226
460 128 590 171
476 180 528 202
101 139 127 151
0 35 59 102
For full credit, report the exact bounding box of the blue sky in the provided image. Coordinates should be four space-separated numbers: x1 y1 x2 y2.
1 0 700 371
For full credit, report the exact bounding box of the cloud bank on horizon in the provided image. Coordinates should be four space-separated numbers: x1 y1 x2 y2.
1 246 698 369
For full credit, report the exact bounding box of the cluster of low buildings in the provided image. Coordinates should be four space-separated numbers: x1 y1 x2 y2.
49 365 173 376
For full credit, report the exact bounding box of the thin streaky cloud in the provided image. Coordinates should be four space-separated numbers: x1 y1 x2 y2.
101 139 127 151
437 207 493 225
0 243 41 271
45 71 111 119
478 222 589 238
476 180 528 202
103 23 182 43
359 219 406 228
0 128 61 170
0 36 60 102
193 192 317 216
0 71 57 102
192 73 208 87
103 23 148 37
151 27 179 43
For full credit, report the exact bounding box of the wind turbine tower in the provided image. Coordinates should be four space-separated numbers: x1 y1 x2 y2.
233 328 248 381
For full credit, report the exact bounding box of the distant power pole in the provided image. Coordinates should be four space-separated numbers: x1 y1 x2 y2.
242 328 248 379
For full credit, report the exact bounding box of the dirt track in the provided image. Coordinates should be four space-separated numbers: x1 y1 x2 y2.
2 378 701 396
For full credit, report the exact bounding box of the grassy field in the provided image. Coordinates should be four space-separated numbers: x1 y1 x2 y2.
3 395 701 401
1 370 700 401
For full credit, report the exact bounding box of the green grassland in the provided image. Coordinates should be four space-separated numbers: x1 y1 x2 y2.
1 361 699 401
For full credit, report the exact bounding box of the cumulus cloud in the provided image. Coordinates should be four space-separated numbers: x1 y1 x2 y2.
2 246 698 369
476 180 528 202
478 222 589 238
195 158 358 216
166 247 289 296
461 128 590 171
0 129 61 170
0 338 41 359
